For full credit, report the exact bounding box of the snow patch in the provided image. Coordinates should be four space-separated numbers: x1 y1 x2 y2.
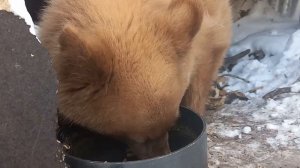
266 124 279 130
219 129 241 138
291 82 300 92
225 10 300 98
242 126 251 134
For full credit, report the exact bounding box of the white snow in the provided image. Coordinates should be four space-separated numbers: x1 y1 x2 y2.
242 126 252 134
292 82 300 92
224 1 300 98
8 0 36 35
218 128 241 138
264 95 300 147
257 126 262 131
266 123 279 130
247 142 260 149
226 28 300 97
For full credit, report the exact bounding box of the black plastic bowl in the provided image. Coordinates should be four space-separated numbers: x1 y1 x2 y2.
61 107 207 168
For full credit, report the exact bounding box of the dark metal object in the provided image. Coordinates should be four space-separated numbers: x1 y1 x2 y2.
63 107 208 168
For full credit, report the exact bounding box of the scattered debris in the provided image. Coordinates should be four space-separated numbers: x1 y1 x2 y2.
248 86 264 93
230 0 256 21
263 87 292 100
206 86 226 110
249 49 265 61
225 91 249 104
221 49 251 72
221 74 250 83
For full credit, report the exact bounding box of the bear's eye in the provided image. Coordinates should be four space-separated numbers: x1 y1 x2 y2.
62 82 90 93
66 85 87 93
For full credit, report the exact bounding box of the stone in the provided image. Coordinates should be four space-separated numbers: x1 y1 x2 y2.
0 10 63 168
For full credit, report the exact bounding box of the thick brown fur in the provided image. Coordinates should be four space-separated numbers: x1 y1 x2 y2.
39 0 232 159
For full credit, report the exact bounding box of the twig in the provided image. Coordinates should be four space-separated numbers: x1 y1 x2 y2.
262 87 291 100
225 49 251 64
263 86 300 100
221 74 250 83
248 86 264 93
225 91 249 104
249 49 265 61
221 49 251 71
214 81 229 90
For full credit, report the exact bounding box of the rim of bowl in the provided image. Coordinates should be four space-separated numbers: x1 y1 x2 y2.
64 106 207 165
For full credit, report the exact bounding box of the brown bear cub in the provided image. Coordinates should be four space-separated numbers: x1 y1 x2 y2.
39 0 232 159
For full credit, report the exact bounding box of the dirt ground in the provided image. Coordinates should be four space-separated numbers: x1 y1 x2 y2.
206 102 300 168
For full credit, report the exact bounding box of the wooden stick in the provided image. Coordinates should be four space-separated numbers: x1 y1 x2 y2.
221 74 250 83
263 87 292 100
221 49 251 71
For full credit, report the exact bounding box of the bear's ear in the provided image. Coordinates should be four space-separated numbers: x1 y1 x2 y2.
56 25 113 88
166 0 202 55
59 25 88 54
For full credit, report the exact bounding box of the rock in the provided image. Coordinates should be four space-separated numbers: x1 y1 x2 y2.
0 11 63 167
